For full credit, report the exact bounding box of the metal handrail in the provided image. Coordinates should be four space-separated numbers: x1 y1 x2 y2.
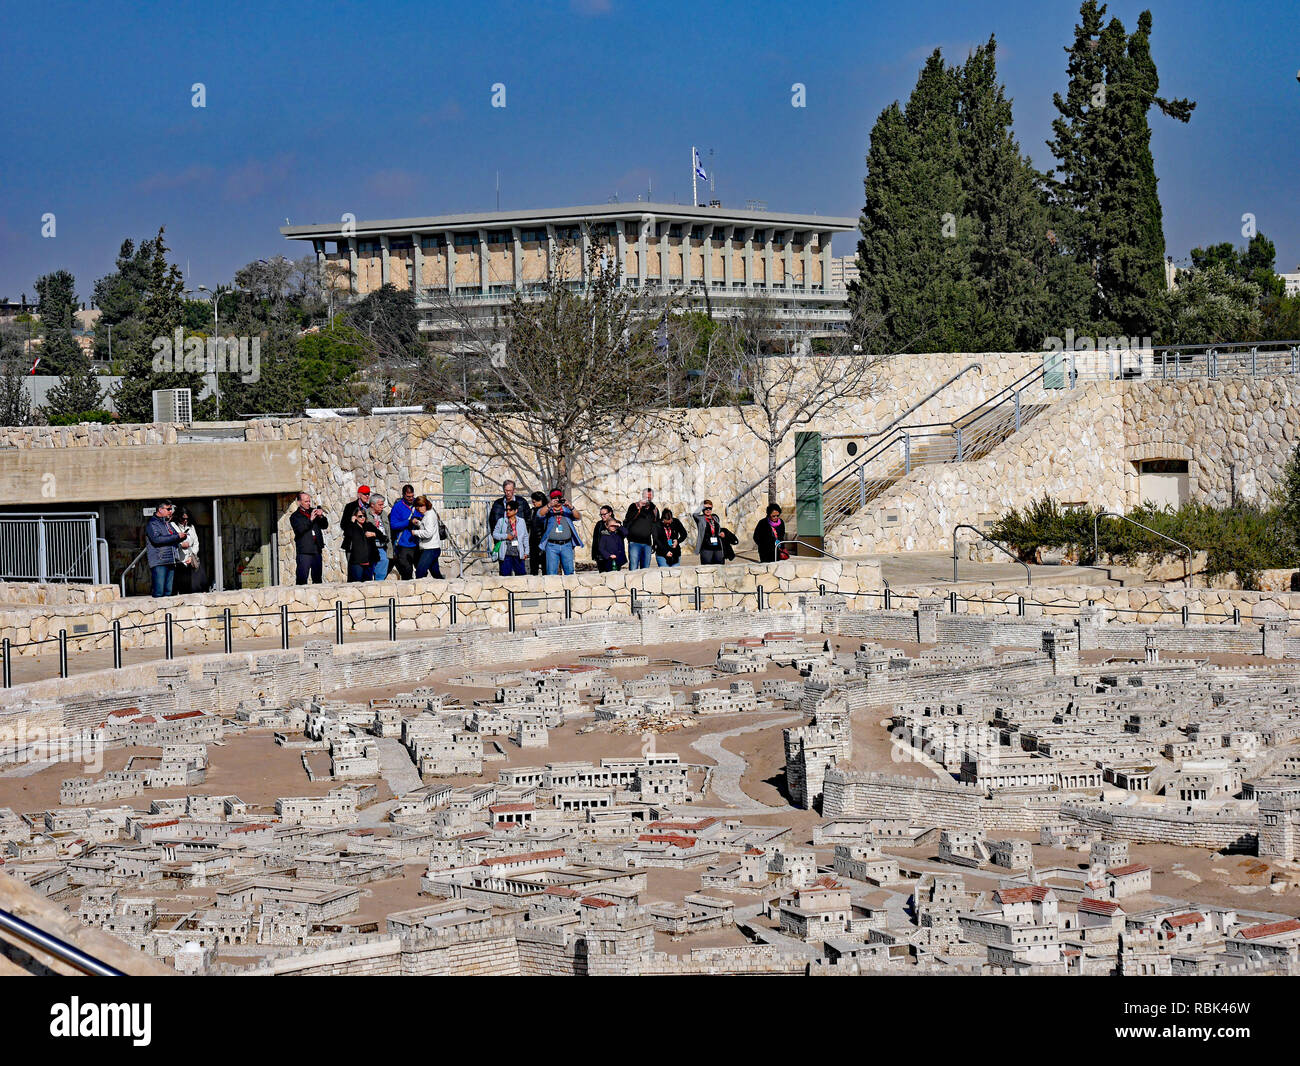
1092 511 1192 586
119 547 149 596
775 539 839 562
726 362 984 511
820 364 1047 505
53 538 98 583
0 907 124 976
952 524 1032 586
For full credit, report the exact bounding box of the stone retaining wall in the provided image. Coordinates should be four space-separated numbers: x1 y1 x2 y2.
0 558 881 655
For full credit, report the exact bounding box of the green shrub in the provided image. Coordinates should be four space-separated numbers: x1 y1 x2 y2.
989 495 1296 590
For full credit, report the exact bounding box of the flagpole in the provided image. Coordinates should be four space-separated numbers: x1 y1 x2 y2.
691 146 697 208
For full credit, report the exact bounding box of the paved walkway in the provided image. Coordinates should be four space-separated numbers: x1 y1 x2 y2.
686 712 803 811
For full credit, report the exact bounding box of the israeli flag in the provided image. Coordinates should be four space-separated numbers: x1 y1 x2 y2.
694 148 708 182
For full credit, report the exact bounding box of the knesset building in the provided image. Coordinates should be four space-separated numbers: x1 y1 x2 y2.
281 202 856 340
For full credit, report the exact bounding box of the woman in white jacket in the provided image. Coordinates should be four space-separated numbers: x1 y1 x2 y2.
411 495 444 579
172 508 209 593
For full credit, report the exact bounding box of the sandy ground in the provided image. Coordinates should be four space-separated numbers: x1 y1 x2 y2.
12 632 1300 959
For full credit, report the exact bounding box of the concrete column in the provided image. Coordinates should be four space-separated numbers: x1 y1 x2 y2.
511 226 522 290
659 223 670 289
764 232 775 290
820 231 834 293
703 226 713 289
722 225 734 289
379 234 391 285
347 237 358 295
478 229 489 293
616 220 628 286
638 215 651 288
683 225 693 288
546 224 557 282
581 223 591 285
444 231 456 296
411 232 423 297
803 232 813 291
742 227 754 288
784 231 795 290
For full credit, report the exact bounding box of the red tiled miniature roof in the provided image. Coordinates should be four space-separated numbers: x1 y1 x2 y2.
230 824 271 834
1163 912 1205 929
580 896 614 908
810 876 841 889
995 885 1051 904
1079 897 1122 915
637 834 695 848
163 711 204 721
1239 918 1300 940
481 848 564 867
107 707 142 718
745 847 765 856
141 819 179 829
1107 863 1152 877
544 886 579 897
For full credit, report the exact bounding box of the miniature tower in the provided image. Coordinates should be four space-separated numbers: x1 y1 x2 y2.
1042 627 1079 676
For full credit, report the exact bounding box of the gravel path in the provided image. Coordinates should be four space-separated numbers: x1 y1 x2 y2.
687 712 802 811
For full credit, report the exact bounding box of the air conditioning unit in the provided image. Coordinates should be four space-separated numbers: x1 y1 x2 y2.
152 388 193 425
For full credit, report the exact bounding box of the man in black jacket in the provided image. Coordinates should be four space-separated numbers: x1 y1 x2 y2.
487 480 530 537
340 485 372 545
289 491 329 584
623 488 659 570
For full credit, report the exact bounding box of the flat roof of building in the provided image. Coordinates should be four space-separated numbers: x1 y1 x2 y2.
281 202 857 241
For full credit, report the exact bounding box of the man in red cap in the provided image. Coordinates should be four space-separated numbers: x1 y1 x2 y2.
340 485 372 546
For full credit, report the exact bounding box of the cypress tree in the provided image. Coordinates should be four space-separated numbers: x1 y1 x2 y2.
854 51 971 352
1048 3 1194 337
957 37 1061 351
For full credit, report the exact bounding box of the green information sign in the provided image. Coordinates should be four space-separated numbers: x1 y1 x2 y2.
442 465 471 509
794 431 823 541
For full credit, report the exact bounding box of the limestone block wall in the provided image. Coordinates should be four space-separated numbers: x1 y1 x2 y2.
1061 802 1258 851
829 384 1126 556
0 559 882 655
1124 377 1300 507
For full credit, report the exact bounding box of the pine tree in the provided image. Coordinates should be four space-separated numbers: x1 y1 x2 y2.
107 228 215 423
33 270 81 377
41 345 105 422
0 327 32 426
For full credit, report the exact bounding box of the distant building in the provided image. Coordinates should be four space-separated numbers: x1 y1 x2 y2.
829 254 860 290
282 202 856 340
1279 270 1300 298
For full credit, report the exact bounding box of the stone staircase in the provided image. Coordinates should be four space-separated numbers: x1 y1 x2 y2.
822 366 1052 534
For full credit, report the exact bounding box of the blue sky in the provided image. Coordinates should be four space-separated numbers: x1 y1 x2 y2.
1 0 1296 303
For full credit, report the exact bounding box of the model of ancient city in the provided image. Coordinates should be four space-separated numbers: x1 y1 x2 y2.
6 591 1300 976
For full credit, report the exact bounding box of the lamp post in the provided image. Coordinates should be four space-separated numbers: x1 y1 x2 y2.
196 285 243 420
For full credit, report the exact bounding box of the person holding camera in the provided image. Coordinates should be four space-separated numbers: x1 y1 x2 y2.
343 505 378 582
623 488 659 570
388 483 420 580
289 491 329 584
539 492 584 575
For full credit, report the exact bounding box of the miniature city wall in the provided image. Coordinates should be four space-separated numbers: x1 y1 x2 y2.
2 580 1291 747
3 556 1299 663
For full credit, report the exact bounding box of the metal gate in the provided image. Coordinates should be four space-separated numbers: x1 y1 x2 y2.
0 512 103 583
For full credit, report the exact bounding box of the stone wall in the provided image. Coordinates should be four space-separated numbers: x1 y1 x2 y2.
1123 377 1300 507
0 352 1048 583
0 558 882 656
829 384 1127 555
